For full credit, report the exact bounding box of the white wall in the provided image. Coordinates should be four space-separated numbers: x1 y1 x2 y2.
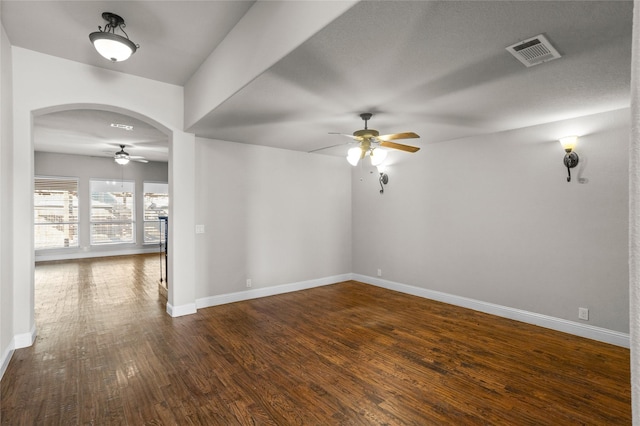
34 152 168 261
194 138 352 300
0 15 15 378
167 131 196 315
353 108 630 333
628 2 639 420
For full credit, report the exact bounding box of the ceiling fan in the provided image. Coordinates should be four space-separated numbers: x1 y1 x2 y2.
113 144 148 165
316 113 420 166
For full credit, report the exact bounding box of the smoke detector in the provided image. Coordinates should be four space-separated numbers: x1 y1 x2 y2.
506 34 561 67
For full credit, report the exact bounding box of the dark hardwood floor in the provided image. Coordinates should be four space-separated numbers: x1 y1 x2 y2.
1 255 631 424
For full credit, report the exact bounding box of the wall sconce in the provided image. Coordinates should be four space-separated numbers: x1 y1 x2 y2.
377 165 389 194
559 136 579 182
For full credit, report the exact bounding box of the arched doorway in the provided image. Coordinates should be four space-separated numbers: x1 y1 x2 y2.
13 102 198 350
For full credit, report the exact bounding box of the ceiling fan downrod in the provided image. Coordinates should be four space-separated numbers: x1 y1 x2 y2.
360 112 373 130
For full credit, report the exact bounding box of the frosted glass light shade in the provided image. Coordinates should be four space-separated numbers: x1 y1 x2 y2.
559 136 578 152
346 156 360 166
370 148 387 166
90 32 137 62
115 156 130 165
346 147 362 166
115 148 130 165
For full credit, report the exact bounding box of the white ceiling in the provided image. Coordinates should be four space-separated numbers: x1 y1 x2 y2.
1 1 633 163
33 109 170 162
2 0 255 85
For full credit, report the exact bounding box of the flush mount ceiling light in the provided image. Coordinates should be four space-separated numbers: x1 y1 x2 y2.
89 12 139 62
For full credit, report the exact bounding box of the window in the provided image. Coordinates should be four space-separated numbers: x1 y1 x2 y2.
143 182 169 244
90 180 135 245
34 177 79 250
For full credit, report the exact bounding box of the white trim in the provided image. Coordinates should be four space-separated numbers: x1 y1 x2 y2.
35 246 160 262
354 274 630 348
0 339 15 381
196 274 353 309
166 302 197 317
13 324 37 349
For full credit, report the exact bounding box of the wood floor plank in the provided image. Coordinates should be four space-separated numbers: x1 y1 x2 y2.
0 255 631 424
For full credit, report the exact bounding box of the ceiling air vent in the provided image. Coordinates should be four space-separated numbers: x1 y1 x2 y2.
506 34 561 67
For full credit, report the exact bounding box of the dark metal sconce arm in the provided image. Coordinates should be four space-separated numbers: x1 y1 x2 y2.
379 173 389 194
563 151 579 183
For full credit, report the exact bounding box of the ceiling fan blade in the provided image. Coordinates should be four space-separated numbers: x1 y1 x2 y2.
329 132 357 139
380 140 420 153
329 132 365 143
377 132 420 141
131 158 149 163
308 142 354 153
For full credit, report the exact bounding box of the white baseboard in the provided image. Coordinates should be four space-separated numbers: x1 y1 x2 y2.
353 274 630 348
14 325 37 349
35 246 160 262
166 302 197 317
196 274 353 309
0 339 15 381
2 327 36 381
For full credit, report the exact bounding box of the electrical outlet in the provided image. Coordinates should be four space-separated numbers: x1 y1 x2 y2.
195 224 205 234
578 307 589 321
246 278 252 288
377 269 382 277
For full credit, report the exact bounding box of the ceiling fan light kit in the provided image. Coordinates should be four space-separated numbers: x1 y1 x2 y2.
370 148 387 166
89 12 139 62
114 145 130 165
347 147 362 166
113 144 148 165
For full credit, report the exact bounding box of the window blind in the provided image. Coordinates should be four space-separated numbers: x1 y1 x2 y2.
34 176 79 250
90 179 135 245
143 182 168 244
